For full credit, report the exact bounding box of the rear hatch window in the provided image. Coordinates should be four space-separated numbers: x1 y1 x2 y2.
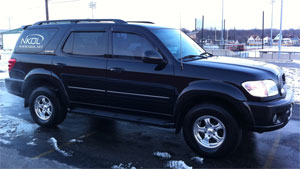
14 28 58 54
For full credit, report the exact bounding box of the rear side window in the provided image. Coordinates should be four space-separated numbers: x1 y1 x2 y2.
63 32 106 56
14 28 58 53
113 32 155 57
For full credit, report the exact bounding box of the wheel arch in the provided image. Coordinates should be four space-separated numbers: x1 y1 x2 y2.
174 80 255 133
22 68 69 107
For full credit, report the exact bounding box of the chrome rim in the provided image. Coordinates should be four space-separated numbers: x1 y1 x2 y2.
34 95 53 121
193 115 226 149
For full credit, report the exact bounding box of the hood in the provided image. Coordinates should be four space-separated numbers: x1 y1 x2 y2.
195 56 282 75
182 56 283 86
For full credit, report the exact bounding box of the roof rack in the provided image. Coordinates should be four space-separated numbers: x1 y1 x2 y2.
126 21 155 24
21 25 32 29
33 19 127 25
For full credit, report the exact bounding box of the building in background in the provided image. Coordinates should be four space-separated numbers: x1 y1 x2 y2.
1 28 22 51
247 35 261 46
186 31 198 42
0 30 6 49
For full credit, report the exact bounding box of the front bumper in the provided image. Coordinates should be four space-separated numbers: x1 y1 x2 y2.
246 89 294 132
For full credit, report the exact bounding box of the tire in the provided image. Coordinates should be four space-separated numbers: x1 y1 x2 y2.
29 86 67 127
183 104 242 158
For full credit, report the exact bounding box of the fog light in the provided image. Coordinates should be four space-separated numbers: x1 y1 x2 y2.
273 114 282 124
287 107 293 120
273 114 278 124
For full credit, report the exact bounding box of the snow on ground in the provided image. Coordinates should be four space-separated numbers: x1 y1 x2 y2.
48 137 72 157
282 67 300 102
293 60 300 64
165 160 192 169
111 162 136 169
153 151 172 159
26 138 37 146
190 157 204 164
0 71 8 80
0 114 38 140
68 138 83 143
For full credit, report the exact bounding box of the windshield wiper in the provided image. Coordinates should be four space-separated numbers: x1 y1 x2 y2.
181 54 206 60
180 52 214 60
199 51 214 58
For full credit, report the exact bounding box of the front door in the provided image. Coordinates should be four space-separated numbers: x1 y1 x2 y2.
106 28 176 115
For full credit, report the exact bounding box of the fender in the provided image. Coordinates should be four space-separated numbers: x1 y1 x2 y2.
23 68 69 106
174 80 255 132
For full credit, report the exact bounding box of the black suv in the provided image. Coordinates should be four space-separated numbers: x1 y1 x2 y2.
5 19 293 157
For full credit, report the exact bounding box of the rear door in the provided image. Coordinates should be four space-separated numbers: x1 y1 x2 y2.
106 26 176 115
53 26 109 106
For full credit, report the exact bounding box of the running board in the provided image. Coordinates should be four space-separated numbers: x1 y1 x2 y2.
70 108 175 128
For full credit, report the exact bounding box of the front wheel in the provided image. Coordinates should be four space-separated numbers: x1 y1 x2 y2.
183 104 242 158
29 86 67 127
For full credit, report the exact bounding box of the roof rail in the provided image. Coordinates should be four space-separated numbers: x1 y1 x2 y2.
33 19 127 25
21 25 32 29
127 21 155 24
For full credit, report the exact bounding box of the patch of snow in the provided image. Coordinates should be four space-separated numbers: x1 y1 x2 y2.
0 115 37 139
165 160 192 169
190 156 204 164
293 60 300 64
282 67 300 102
0 71 9 80
153 151 172 159
26 138 37 146
69 139 83 143
111 162 136 169
48 137 72 157
0 138 11 145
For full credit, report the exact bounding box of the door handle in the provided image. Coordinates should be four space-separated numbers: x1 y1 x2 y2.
54 63 66 68
109 67 125 73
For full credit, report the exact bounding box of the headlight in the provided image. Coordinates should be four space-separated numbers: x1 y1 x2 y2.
242 80 278 97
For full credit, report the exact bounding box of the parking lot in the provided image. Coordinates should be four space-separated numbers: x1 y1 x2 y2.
0 61 300 169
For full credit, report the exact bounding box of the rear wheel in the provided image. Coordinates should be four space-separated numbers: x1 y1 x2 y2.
183 104 242 158
29 86 67 127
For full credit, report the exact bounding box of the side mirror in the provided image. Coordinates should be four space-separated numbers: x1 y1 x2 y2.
143 50 165 64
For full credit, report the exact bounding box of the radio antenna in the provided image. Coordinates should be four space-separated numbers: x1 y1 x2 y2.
180 13 184 70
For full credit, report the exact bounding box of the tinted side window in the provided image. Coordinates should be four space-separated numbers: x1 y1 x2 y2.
63 33 73 54
113 32 155 57
63 32 106 56
14 28 58 53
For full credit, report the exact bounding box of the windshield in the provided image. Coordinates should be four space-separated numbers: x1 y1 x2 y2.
151 28 205 59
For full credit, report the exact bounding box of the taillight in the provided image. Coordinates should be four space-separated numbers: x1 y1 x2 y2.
8 58 16 72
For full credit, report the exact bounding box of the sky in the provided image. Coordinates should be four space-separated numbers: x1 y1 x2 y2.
0 0 299 31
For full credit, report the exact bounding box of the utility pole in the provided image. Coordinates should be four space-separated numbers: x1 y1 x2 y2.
227 29 229 41
210 27 213 43
89 1 96 19
221 0 224 48
195 18 197 31
262 11 265 49
223 19 226 45
234 27 236 42
45 0 49 20
215 27 217 43
201 15 204 46
278 0 283 59
8 16 11 30
270 0 275 46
